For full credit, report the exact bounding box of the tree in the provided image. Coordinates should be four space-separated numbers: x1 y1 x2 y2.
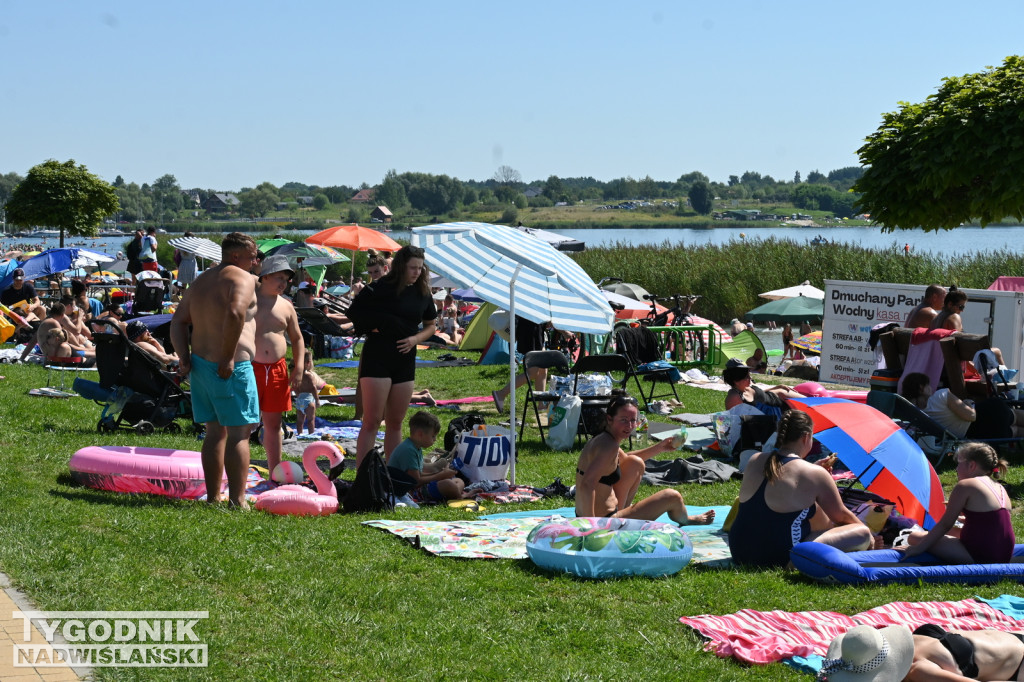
855 55 1024 230
5 159 118 247
492 165 521 186
793 171 801 184
375 169 408 211
239 186 279 217
806 170 826 184
312 193 330 210
688 180 714 215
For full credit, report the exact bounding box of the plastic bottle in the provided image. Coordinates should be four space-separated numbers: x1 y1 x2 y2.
671 425 688 450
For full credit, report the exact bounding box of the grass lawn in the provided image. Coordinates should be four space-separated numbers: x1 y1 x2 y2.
1 351 1022 681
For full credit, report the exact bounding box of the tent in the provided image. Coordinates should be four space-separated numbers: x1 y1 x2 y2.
459 301 499 351
988 277 1024 291
479 332 510 366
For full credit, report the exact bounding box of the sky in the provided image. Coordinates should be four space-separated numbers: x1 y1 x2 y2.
2 1 1023 192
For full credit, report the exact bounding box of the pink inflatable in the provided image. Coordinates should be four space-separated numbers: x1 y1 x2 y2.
69 446 226 499
793 381 868 403
254 442 343 516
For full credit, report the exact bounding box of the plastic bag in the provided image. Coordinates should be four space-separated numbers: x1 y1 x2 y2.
547 394 582 451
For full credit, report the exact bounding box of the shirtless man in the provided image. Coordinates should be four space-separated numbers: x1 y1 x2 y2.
905 284 947 328
253 255 305 474
171 232 260 508
59 295 92 346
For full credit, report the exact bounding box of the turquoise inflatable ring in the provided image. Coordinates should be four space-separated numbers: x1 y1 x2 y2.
526 517 693 579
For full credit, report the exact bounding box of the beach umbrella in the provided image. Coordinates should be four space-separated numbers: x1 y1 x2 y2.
325 284 350 296
255 237 291 255
73 248 115 268
168 236 222 263
450 288 484 302
785 396 946 529
791 330 822 355
758 280 825 300
744 294 823 324
0 248 76 289
265 241 348 265
411 222 614 484
430 272 458 288
66 267 89 278
602 281 651 302
305 223 402 279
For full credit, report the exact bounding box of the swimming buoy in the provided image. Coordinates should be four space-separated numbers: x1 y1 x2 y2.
70 445 226 499
526 517 693 579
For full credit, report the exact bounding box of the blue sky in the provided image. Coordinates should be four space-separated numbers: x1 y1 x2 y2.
2 1 1022 191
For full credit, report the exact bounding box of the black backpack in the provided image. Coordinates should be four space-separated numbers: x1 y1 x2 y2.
444 414 486 452
342 445 395 513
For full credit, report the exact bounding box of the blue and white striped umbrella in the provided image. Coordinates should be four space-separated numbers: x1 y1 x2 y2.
410 222 613 335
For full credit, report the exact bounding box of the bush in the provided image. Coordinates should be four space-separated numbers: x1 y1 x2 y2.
500 206 518 224
528 196 554 208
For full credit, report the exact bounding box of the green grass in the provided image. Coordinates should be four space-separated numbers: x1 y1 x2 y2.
2 353 1023 681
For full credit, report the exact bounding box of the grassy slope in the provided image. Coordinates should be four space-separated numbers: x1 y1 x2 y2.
0 355 1021 681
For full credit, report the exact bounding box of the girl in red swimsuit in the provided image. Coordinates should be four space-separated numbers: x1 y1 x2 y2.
900 443 1014 564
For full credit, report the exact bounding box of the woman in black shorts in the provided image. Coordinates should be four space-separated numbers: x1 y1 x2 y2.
347 245 437 465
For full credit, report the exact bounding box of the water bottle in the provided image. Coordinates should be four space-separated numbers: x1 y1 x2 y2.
671 425 688 450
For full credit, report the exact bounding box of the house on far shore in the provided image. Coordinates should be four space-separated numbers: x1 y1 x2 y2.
524 187 543 198
202 193 240 212
724 209 761 221
351 188 375 203
370 205 393 223
296 196 314 205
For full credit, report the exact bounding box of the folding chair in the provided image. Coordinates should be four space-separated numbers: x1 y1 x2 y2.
866 390 957 466
613 326 679 408
295 307 356 359
569 353 631 444
518 350 570 446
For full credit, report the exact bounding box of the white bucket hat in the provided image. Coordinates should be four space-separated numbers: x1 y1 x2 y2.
816 625 913 682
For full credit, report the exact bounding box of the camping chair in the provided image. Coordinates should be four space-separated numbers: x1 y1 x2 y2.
569 353 631 444
612 326 679 408
971 348 1019 402
518 350 571 446
295 307 356 359
866 390 957 466
939 333 995 400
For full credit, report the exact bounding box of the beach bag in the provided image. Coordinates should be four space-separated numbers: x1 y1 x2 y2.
444 414 486 452
343 445 395 513
454 427 511 482
546 394 582 451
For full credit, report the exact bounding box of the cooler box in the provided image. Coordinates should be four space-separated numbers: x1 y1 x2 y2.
869 369 900 393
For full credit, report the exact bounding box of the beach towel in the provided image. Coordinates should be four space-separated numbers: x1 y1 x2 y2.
366 505 732 565
897 327 955 394
292 418 384 441
680 597 1023 669
642 457 739 485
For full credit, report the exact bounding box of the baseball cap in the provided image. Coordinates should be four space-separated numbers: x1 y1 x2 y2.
12 268 25 278
126 320 148 341
259 254 294 278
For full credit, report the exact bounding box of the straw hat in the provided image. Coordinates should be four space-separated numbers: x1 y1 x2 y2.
817 625 913 682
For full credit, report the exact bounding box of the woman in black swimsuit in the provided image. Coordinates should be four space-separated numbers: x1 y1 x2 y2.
574 396 715 525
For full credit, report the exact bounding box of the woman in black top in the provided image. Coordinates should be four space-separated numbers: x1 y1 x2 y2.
347 245 437 465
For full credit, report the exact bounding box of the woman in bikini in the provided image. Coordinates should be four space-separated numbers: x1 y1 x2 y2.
899 442 1015 564
574 396 714 526
728 410 875 568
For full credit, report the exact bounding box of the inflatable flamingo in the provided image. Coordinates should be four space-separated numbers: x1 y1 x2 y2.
254 441 343 516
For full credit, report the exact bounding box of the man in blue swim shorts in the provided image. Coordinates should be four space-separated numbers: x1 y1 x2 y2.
171 232 261 508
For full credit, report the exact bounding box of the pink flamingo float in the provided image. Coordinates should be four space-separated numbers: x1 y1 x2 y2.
254 441 343 516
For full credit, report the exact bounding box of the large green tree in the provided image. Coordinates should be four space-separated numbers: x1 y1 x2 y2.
5 159 118 246
855 55 1024 230
688 180 714 215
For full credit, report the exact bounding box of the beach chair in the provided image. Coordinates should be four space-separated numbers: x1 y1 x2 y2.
295 307 356 359
866 390 956 466
569 353 631 444
518 350 571 446
612 326 680 408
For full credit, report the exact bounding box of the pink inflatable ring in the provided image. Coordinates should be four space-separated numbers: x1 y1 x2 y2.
70 446 226 499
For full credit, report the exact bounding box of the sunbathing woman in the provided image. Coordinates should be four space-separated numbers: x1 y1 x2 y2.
574 396 714 526
728 410 875 568
899 442 1014 565
723 358 802 419
901 372 1024 439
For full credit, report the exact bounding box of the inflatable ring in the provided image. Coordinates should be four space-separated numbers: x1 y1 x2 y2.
70 445 225 499
526 517 693 579
790 541 1024 585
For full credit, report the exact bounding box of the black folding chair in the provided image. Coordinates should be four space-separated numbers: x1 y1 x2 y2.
295 307 356 359
518 350 571 446
613 326 679 408
570 354 631 444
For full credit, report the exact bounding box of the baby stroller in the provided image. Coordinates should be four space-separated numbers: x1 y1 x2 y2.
73 319 193 435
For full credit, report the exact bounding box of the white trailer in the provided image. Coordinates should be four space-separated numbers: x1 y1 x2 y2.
820 280 1024 387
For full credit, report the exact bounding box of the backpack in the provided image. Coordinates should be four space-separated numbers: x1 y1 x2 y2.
342 445 395 513
444 414 486 452
126 237 142 261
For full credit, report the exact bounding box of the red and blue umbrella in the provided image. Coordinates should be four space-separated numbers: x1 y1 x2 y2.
786 396 946 529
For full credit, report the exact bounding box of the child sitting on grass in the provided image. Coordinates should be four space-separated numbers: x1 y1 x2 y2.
293 350 326 435
387 411 465 504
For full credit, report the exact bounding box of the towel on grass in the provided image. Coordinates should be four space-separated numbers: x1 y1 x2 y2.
680 597 1023 669
292 418 383 441
366 505 732 564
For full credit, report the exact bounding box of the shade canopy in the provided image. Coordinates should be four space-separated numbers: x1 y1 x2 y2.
758 280 825 300
168 236 222 262
744 295 824 324
786 396 946 528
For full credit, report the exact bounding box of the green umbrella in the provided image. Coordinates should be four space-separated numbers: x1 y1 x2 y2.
744 294 823 324
255 238 291 255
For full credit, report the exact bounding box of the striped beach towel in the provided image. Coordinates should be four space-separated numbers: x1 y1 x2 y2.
680 598 1023 666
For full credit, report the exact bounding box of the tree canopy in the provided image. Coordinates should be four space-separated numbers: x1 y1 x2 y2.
854 55 1024 231
688 180 714 215
5 159 118 246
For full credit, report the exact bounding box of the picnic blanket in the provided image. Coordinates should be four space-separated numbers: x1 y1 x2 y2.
680 597 1024 670
363 505 733 564
293 418 383 441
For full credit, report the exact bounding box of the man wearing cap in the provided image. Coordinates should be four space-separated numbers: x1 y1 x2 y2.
254 254 305 474
170 231 260 508
126 319 178 368
1 268 45 323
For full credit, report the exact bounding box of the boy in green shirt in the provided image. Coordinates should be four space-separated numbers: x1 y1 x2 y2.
387 411 466 502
